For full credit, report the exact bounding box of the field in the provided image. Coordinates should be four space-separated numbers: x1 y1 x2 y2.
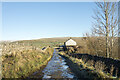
1 39 54 78
0 37 120 79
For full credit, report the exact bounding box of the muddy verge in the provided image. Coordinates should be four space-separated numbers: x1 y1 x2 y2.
27 55 53 79
59 54 102 80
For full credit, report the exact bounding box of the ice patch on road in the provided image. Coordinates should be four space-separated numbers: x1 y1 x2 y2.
42 49 75 79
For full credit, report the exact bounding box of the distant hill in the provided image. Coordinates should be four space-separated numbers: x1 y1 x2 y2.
7 37 84 48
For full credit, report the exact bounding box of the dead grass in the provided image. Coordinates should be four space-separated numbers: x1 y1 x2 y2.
1 41 54 78
59 51 120 79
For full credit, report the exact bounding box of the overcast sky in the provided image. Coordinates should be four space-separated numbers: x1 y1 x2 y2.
2 2 95 40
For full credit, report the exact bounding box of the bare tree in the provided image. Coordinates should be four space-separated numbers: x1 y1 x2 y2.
92 2 118 58
109 3 118 57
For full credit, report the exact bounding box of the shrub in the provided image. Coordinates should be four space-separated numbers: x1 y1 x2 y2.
94 61 106 72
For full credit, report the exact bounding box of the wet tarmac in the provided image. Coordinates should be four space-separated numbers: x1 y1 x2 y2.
42 49 76 79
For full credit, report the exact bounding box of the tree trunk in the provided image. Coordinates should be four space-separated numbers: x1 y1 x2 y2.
111 27 114 58
106 28 109 58
105 3 110 58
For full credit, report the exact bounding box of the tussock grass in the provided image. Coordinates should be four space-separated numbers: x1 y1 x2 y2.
59 51 119 79
2 48 53 78
1 41 54 78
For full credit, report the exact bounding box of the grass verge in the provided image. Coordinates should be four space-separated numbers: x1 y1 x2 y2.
2 47 54 78
59 51 119 79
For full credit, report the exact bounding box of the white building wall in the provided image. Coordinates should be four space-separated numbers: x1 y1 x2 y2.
65 39 77 46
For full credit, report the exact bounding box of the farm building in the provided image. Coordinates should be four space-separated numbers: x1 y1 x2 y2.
61 38 77 52
64 38 77 47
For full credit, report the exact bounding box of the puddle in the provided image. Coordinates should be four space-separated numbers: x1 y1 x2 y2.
42 49 75 79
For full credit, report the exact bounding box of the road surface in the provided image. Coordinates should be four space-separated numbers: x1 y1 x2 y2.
42 49 76 79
